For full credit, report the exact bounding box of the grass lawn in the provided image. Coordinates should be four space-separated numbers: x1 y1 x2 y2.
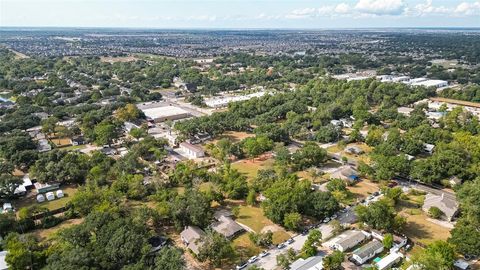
233 234 262 260
398 205 451 246
347 180 379 200
59 145 87 151
231 158 275 181
13 186 79 212
235 205 291 243
232 205 291 259
33 218 84 240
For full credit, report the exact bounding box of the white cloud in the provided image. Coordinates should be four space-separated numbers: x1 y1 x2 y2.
407 0 450 16
284 0 480 21
285 7 317 19
354 0 406 15
454 1 480 16
335 3 351 14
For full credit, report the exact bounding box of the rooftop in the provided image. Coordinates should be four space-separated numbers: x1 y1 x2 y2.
141 105 190 119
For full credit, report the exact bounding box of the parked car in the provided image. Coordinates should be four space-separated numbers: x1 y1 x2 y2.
388 181 398 188
248 256 258 264
323 217 330 223
286 238 294 244
331 214 337 219
277 243 286 249
260 251 269 258
236 262 248 269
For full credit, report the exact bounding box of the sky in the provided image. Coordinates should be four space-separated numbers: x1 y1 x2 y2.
0 0 479 29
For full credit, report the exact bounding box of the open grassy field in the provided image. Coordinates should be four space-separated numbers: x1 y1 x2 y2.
33 218 84 240
235 205 291 242
100 55 138 63
13 186 79 212
231 158 275 181
347 180 379 200
232 205 291 259
398 204 451 246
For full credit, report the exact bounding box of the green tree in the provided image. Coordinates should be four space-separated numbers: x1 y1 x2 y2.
428 206 444 219
323 251 344 270
300 230 322 258
383 233 394 249
153 247 185 270
93 120 119 146
283 212 302 231
412 241 455 270
197 230 235 267
5 233 46 270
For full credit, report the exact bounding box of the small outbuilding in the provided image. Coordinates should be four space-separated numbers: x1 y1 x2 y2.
46 192 55 201
56 190 64 198
2 203 13 213
36 194 45 203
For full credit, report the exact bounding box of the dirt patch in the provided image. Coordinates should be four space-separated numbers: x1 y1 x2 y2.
261 224 283 234
100 55 138 63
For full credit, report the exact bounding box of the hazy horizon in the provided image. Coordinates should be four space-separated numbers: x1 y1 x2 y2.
1 0 480 29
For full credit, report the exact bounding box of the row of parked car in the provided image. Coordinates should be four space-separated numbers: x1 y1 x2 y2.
236 250 270 269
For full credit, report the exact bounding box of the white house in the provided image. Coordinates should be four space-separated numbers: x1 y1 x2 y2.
376 252 403 270
352 239 384 265
179 142 205 159
326 230 368 252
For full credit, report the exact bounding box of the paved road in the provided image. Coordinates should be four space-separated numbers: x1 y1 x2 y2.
247 206 361 270
394 176 456 200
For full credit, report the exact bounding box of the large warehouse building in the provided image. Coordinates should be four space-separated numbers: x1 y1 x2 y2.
139 102 191 122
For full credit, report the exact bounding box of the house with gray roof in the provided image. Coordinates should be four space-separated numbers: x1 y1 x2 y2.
211 215 245 239
180 226 205 255
327 230 367 252
330 165 359 183
422 193 459 221
351 239 384 265
290 255 323 270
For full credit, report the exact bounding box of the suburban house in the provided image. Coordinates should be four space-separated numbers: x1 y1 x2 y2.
14 174 34 196
290 255 323 270
179 142 205 159
327 230 368 252
330 165 360 184
371 230 408 251
180 226 205 255
351 239 384 265
71 136 86 146
376 252 404 270
211 215 245 239
38 139 52 152
422 193 459 221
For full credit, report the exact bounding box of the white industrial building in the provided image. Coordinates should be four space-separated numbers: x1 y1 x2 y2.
411 79 448 88
140 104 191 122
204 91 266 108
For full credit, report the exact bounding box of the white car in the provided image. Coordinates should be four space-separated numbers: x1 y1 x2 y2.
248 256 258 264
236 262 248 269
323 217 330 223
260 251 269 258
